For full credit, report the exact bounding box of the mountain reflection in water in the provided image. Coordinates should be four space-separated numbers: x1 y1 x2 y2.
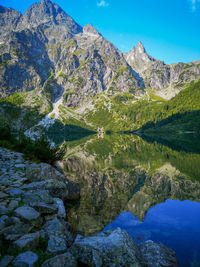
50 133 200 267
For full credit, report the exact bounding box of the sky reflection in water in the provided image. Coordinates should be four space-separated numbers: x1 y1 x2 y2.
103 199 200 267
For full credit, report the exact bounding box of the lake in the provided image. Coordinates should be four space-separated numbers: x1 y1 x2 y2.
49 133 200 267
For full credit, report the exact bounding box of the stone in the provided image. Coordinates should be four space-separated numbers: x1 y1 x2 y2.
1 222 30 241
47 235 67 254
0 215 8 229
0 192 9 199
13 231 40 249
43 218 69 254
41 252 77 267
14 206 40 221
43 217 67 237
0 255 14 267
30 202 58 214
15 164 26 169
137 240 178 267
13 251 38 267
70 228 141 266
8 200 19 210
7 188 24 196
4 216 21 226
54 198 66 219
22 190 54 205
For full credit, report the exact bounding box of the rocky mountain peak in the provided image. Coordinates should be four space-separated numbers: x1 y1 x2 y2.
16 0 82 34
0 6 22 40
136 41 146 53
83 23 101 37
125 41 157 73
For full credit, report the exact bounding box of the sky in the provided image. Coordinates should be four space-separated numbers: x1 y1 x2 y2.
1 0 200 64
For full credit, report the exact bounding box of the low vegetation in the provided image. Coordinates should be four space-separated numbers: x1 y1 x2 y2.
0 124 65 164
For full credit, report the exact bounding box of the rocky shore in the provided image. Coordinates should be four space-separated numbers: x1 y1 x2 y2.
0 147 178 266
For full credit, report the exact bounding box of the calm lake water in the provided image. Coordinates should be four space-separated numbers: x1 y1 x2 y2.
50 133 200 267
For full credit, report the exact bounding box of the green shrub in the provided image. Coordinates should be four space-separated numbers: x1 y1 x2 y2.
0 125 65 164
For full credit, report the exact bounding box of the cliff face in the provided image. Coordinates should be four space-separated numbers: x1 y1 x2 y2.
0 0 143 105
0 0 200 134
125 41 200 99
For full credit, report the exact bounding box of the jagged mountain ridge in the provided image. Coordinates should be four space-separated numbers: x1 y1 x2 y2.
0 0 200 135
0 0 143 106
1 0 199 106
125 41 200 99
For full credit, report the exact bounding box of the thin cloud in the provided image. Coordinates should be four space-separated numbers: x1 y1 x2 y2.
189 0 200 11
97 0 109 7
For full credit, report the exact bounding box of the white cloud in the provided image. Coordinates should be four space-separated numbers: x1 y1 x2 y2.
97 0 109 7
189 0 200 11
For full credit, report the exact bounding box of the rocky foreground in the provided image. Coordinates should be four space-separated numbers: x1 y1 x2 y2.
0 147 178 266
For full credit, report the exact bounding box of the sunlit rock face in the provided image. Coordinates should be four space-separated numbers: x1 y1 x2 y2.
125 41 200 99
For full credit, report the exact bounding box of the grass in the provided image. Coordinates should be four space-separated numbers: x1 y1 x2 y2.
85 79 200 133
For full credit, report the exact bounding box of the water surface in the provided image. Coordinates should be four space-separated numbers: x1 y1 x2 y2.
49 133 200 266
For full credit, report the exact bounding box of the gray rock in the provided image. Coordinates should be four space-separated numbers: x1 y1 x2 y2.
22 190 54 204
42 252 77 267
13 231 40 249
0 215 8 229
30 202 58 214
13 251 38 267
14 206 40 221
43 217 69 254
15 164 26 169
137 240 178 267
4 216 21 226
1 222 30 241
54 198 66 219
0 255 14 267
47 235 68 254
8 200 19 209
70 228 141 266
0 192 8 199
43 217 67 237
7 188 24 196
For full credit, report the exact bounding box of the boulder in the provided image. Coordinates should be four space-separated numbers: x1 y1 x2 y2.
43 218 69 254
14 206 40 222
41 252 77 267
1 222 31 241
25 163 80 200
30 202 58 214
70 228 141 266
137 240 178 267
13 251 38 267
13 231 40 249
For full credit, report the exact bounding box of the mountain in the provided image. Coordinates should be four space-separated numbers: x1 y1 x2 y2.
0 0 200 134
125 41 200 99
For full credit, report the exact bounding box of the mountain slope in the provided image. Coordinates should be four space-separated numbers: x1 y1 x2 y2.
125 42 200 99
0 0 200 135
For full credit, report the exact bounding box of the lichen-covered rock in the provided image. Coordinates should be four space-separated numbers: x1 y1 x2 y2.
70 228 141 266
41 252 77 267
43 217 70 254
137 240 178 267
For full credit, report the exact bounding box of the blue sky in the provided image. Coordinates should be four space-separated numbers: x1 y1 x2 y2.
1 0 200 64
